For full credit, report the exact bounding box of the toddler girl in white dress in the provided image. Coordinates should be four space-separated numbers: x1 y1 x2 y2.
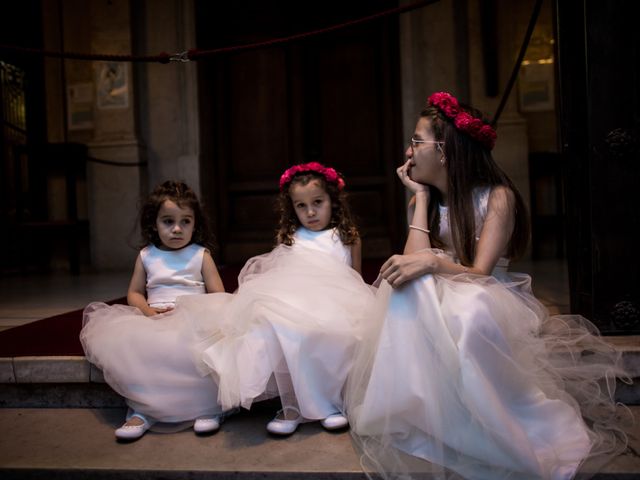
189 162 375 435
81 181 227 440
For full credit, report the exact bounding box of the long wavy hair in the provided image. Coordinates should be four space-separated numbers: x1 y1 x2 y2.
422 104 530 265
276 172 359 246
139 180 217 253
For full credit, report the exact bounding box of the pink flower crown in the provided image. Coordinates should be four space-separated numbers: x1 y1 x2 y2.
428 92 497 150
279 162 346 191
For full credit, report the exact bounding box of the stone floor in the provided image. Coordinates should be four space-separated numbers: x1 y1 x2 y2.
1 403 640 479
0 270 130 332
0 402 366 479
2 260 640 478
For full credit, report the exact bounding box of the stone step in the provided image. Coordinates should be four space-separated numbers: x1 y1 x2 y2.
1 355 124 408
2 344 640 479
2 334 640 407
1 404 640 480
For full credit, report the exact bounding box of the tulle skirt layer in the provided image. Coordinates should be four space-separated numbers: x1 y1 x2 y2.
345 261 631 480
187 244 376 420
80 302 222 425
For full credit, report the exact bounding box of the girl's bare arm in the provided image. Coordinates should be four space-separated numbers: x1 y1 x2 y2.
202 250 225 293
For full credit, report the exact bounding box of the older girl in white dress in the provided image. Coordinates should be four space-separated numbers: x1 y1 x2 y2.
345 93 631 480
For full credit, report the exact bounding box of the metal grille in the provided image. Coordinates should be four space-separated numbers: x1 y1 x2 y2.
1 61 27 133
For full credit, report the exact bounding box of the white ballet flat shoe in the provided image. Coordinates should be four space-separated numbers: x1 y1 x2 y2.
266 407 302 436
193 416 221 434
115 414 151 440
193 407 240 434
320 413 349 430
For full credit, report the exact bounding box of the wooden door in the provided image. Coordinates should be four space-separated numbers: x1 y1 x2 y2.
196 1 404 264
556 0 640 333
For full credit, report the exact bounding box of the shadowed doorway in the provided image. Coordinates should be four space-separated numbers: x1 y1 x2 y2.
195 1 405 264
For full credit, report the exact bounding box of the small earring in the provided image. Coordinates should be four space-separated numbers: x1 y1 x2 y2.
440 157 446 166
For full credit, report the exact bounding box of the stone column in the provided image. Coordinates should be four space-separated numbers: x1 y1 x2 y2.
399 0 462 145
86 0 144 270
132 0 201 196
467 0 531 216
398 0 463 220
399 0 531 238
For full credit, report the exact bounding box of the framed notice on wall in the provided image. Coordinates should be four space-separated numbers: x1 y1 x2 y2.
67 83 94 130
518 61 555 112
95 61 129 110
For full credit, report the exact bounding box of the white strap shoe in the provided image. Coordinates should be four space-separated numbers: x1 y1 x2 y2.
194 407 240 434
266 406 303 435
115 413 152 441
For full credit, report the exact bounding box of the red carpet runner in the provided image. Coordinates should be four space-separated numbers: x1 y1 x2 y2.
0 260 382 357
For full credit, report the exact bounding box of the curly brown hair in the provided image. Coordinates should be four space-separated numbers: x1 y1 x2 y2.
276 172 359 246
139 180 216 253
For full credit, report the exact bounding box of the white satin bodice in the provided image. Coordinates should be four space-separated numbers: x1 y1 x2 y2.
438 186 510 277
141 244 206 307
293 227 352 266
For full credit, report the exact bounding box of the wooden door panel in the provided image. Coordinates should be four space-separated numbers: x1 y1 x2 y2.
316 37 381 168
219 50 292 262
196 1 403 264
557 0 640 333
226 50 290 180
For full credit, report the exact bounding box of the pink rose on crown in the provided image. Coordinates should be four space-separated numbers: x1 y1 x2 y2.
305 162 324 171
454 113 496 149
466 118 484 137
323 168 338 183
454 112 474 130
427 91 497 150
477 125 497 149
320 166 346 190
428 92 460 118
279 162 346 191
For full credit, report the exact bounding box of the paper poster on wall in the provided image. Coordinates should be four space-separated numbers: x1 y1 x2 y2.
518 61 555 112
95 61 129 109
67 83 94 130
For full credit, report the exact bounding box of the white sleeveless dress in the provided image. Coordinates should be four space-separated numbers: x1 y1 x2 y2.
186 227 375 420
80 244 223 425
345 188 630 480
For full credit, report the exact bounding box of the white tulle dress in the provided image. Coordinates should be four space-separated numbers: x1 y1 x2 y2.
80 244 223 426
187 227 375 420
345 188 630 480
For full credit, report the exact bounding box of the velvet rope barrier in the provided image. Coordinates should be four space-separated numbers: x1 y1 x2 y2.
0 0 439 64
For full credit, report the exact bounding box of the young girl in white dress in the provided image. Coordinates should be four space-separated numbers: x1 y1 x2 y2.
81 181 227 441
345 93 631 479
190 162 375 435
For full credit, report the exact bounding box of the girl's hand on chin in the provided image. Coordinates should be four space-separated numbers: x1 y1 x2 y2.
397 160 428 194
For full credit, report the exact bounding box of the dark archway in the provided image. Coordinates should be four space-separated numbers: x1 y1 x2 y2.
195 1 405 264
